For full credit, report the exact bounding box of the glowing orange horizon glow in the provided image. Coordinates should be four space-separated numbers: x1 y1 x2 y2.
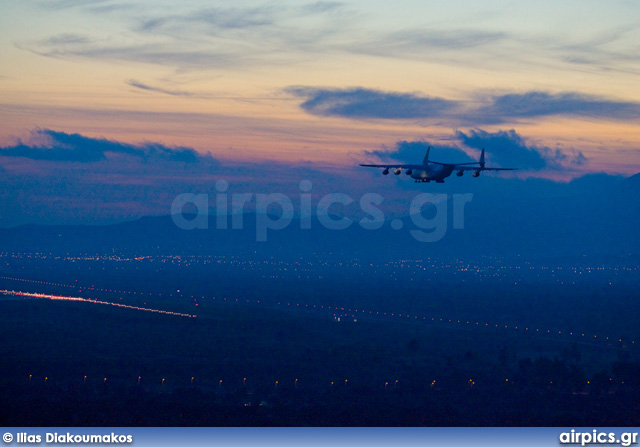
1 3 640 177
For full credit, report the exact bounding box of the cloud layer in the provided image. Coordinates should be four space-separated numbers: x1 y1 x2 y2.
477 91 640 122
289 87 640 125
126 79 195 97
455 129 588 170
287 87 456 119
28 2 638 75
0 129 206 163
20 3 356 71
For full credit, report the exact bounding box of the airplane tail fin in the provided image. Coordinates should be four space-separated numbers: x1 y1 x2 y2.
423 146 431 164
479 148 485 169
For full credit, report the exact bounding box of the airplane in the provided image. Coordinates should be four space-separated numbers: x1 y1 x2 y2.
360 147 517 183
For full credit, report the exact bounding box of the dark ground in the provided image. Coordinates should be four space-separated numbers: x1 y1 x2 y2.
1 258 639 426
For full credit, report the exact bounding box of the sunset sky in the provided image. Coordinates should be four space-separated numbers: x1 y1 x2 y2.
1 1 639 225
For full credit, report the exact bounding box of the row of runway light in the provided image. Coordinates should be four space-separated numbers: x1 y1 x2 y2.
20 373 628 391
0 276 159 297
277 302 636 347
0 276 635 347
0 289 196 318
26 375 427 390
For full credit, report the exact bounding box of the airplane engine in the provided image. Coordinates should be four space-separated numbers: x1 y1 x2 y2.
472 170 481 177
406 169 413 175
456 170 464 177
394 168 402 175
382 168 389 175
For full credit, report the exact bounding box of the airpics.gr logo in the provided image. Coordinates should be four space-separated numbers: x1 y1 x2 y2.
559 429 638 446
170 180 473 242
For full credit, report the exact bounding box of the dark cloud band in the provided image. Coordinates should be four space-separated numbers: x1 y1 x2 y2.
287 87 457 119
126 79 195 97
289 86 640 124
456 129 587 170
478 91 640 121
0 129 207 163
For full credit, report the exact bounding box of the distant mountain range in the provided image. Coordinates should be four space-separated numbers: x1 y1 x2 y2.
1 173 638 260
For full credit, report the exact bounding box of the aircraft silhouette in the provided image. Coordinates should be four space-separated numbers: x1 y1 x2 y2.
360 147 517 183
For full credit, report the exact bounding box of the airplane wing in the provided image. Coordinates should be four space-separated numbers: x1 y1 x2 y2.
426 161 480 167
359 164 425 169
455 166 518 171
360 163 517 171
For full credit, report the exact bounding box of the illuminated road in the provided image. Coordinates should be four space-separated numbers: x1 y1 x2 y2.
0 289 196 318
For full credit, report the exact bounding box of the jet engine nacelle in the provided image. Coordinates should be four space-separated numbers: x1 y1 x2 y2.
394 168 402 175
406 169 413 175
456 170 464 177
472 170 481 177
382 168 390 175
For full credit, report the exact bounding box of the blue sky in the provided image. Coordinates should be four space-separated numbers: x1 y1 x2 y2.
0 1 639 225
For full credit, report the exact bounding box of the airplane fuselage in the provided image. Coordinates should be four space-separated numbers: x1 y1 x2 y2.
408 163 454 182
